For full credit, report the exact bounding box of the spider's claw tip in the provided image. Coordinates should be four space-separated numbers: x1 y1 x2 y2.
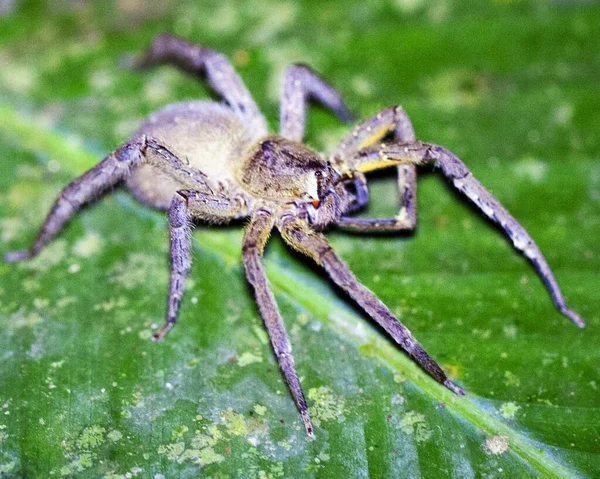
151 330 167 342
4 250 31 263
562 308 586 328
152 322 174 342
571 316 585 328
444 379 465 396
301 411 315 439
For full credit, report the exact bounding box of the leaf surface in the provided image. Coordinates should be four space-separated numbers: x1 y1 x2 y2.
0 2 598 477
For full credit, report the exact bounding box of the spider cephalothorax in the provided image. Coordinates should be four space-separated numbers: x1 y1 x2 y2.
237 136 352 229
4 34 584 438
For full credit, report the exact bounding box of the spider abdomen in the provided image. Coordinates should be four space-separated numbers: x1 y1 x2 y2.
126 100 253 209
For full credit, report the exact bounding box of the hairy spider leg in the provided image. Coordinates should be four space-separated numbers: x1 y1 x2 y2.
133 33 268 139
334 106 418 231
142 138 216 192
349 141 585 327
280 63 354 142
242 210 315 438
279 216 464 395
3 139 146 263
4 137 214 264
153 190 247 342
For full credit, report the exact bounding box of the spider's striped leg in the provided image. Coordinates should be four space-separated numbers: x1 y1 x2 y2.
334 106 418 232
153 190 246 342
132 33 268 137
3 139 146 263
280 64 354 142
279 217 465 396
242 210 315 438
350 141 585 327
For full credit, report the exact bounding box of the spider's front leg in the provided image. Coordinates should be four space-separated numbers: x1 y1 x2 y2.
350 141 585 327
242 210 315 438
334 106 418 232
153 190 247 342
3 139 146 263
279 217 465 396
280 64 354 142
4 137 211 264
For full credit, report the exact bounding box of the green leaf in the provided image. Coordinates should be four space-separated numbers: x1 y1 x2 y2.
1 1 598 477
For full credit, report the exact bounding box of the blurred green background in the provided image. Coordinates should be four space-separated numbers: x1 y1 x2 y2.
0 0 599 477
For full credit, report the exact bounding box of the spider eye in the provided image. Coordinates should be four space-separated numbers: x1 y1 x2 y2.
314 170 323 178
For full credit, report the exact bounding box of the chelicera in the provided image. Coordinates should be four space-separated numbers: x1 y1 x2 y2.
5 34 584 438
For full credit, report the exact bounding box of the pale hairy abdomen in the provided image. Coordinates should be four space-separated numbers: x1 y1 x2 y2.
126 100 254 209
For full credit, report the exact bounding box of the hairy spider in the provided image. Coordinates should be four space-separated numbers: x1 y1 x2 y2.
5 34 584 438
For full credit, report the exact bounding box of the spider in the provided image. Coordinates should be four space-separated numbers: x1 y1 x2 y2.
4 34 584 438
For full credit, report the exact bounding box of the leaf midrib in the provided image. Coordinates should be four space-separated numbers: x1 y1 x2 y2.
0 104 581 479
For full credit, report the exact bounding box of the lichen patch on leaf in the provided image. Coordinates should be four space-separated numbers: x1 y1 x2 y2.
237 351 263 367
76 425 106 449
485 435 509 455
503 371 521 387
499 402 521 419
307 387 345 427
220 409 248 436
157 441 185 461
158 424 225 466
399 412 432 443
253 404 267 416
54 424 107 476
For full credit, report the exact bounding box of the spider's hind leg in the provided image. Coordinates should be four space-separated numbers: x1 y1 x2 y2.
132 33 268 138
4 139 146 263
280 64 354 142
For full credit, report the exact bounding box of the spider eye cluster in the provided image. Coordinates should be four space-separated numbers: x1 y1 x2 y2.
314 168 334 185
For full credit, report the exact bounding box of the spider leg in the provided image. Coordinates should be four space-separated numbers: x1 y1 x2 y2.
334 106 418 232
337 165 417 232
3 139 146 263
279 217 465 396
243 210 315 438
153 190 246 342
342 170 370 214
132 33 268 137
280 64 354 142
349 141 585 327
142 137 215 193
